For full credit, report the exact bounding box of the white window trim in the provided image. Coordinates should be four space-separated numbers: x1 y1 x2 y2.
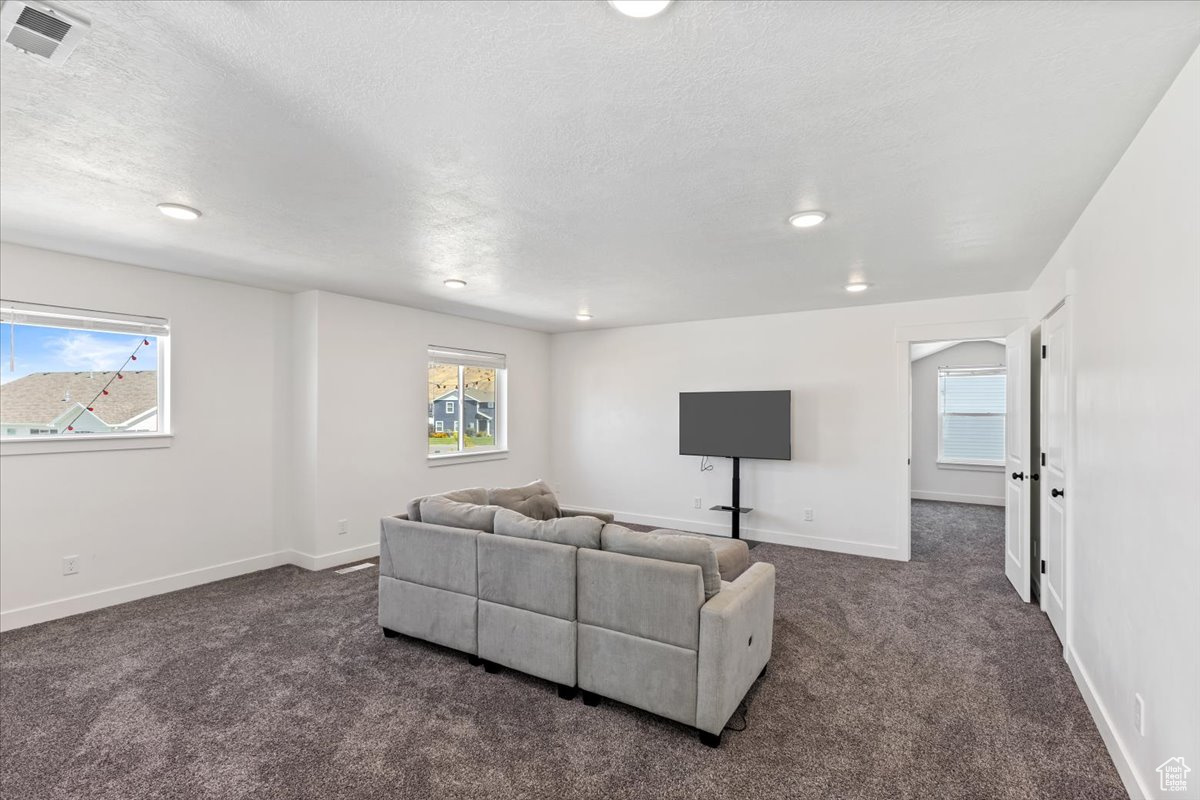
0 301 172 455
434 420 444 433
1 432 173 457
936 365 1005 468
427 448 510 466
445 400 454 414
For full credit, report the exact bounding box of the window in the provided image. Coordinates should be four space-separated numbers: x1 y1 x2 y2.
938 366 1005 466
428 345 505 458
1 301 169 441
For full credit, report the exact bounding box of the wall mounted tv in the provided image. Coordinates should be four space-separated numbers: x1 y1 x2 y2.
679 391 792 461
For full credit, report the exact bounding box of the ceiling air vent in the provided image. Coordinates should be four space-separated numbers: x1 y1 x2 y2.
1 1 89 65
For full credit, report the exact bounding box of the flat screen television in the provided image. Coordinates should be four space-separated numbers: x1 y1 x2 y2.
679 390 791 461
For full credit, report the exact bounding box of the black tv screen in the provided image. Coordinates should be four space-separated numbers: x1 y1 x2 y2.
679 391 792 460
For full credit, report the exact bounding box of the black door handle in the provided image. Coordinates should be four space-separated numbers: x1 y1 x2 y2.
1012 472 1025 481
1051 488 1064 498
1031 474 1039 481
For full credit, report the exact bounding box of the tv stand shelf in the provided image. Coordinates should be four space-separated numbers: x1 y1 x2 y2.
710 505 753 514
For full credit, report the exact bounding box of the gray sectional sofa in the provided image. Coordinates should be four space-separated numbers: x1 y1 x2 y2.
378 481 775 746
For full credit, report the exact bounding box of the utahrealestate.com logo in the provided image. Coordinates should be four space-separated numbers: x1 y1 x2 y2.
1157 757 1190 793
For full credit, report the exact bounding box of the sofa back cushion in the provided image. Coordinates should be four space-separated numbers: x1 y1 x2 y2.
406 487 488 522
379 516 478 595
477 534 577 620
487 480 560 521
419 496 501 533
577 548 704 651
601 524 722 599
494 508 602 549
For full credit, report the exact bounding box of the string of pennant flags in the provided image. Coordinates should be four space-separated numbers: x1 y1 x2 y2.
62 337 151 432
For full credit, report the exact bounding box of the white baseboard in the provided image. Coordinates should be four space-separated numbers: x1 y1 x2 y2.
911 490 1004 507
0 542 382 632
1066 647 1147 800
569 506 904 561
287 542 380 571
0 550 291 632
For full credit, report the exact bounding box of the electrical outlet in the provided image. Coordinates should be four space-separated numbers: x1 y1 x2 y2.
337 519 349 536
62 555 79 576
693 497 702 509
803 508 814 522
1134 693 1145 736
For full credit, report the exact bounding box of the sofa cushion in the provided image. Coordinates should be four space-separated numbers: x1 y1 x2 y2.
601 524 722 599
418 496 501 533
487 480 560 521
494 508 602 549
656 532 750 582
406 487 488 522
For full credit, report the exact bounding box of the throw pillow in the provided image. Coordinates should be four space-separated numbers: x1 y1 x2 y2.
418 496 501 533
406 487 488 522
493 508 602 549
487 479 560 521
600 524 722 599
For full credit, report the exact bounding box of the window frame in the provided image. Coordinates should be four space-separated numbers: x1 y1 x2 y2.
445 399 454 414
0 300 172 457
426 345 507 465
936 365 1005 469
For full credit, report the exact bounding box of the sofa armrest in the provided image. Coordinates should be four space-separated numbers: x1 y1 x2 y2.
695 562 775 734
560 506 615 524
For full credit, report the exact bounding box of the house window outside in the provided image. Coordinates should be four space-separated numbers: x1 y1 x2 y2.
937 365 1005 466
1 301 169 441
428 346 505 458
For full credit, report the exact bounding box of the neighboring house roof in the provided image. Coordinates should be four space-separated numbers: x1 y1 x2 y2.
0 371 157 426
430 389 496 405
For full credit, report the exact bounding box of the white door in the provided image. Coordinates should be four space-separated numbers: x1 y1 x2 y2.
1004 325 1032 601
1040 303 1069 641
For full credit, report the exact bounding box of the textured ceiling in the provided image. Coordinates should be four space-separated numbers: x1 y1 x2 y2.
2 1 1198 332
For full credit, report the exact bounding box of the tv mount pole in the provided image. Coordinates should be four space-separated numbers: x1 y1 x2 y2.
709 456 752 539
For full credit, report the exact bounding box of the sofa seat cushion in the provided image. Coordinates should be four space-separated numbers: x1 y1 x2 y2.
601 524 722 599
487 480 560 521
406 487 488 522
494 508 602 549
418 496 501 533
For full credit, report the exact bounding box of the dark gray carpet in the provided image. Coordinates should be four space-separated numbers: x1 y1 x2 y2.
0 501 1125 799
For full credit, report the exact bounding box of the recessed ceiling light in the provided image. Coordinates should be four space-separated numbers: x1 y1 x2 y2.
443 279 467 289
576 312 593 321
607 0 673 18
157 203 201 221
788 211 827 228
844 282 872 293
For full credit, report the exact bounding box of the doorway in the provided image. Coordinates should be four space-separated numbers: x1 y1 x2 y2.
896 311 1070 637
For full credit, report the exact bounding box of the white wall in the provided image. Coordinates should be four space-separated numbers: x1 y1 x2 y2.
910 340 1006 506
1025 46 1200 800
0 243 293 628
549 291 1025 559
290 290 551 567
0 252 553 623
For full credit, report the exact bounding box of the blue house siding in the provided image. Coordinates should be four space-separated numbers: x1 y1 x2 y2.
430 392 495 436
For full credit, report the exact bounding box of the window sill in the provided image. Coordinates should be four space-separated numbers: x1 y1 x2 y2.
427 449 509 467
936 460 1003 472
0 433 174 457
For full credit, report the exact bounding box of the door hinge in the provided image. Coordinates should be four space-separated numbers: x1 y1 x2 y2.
1041 452 1046 466
1040 560 1047 575
1041 345 1047 359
